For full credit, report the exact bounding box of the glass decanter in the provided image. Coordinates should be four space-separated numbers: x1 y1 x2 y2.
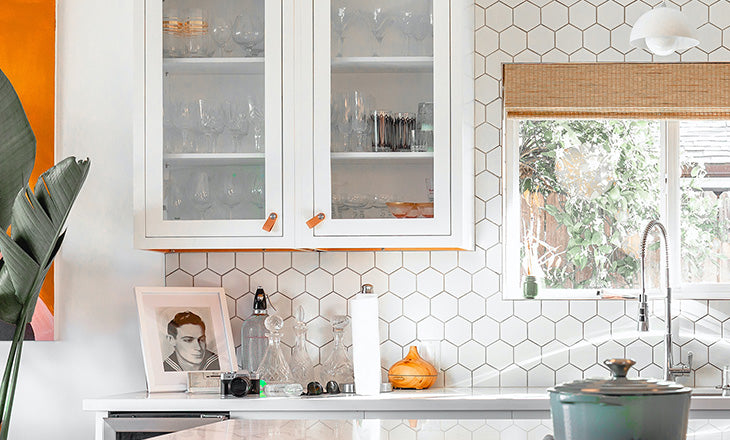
256 315 292 385
290 306 316 388
321 315 354 385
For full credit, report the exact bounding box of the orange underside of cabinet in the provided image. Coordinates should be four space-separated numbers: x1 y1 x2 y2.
0 1 56 338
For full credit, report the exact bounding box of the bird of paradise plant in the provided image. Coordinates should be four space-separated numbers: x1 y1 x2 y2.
0 68 89 439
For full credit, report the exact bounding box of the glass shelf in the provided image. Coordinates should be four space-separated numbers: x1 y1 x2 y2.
164 57 265 74
331 57 434 73
164 153 265 167
330 152 433 163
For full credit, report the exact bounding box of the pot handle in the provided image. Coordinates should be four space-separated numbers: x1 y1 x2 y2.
604 358 636 378
559 393 623 407
543 436 555 440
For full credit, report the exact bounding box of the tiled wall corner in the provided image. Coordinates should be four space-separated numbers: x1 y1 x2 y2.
166 0 730 387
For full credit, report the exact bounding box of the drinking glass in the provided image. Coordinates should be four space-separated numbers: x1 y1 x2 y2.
332 93 352 152
189 170 213 219
227 102 250 152
394 112 416 151
249 172 265 210
218 171 245 219
344 193 368 218
197 99 228 153
414 102 434 152
366 6 393 56
401 1 432 56
173 100 200 153
233 14 264 57
165 178 186 220
211 17 233 57
425 177 434 202
185 8 213 57
163 9 185 58
372 110 393 152
331 2 354 57
348 91 372 152
247 97 265 153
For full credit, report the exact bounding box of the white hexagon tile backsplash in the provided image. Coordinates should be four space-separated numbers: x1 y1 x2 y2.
166 1 730 388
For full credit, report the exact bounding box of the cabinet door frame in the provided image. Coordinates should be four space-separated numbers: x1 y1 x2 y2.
134 0 295 249
295 0 474 250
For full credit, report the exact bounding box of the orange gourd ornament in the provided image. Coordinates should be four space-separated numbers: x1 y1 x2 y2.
388 346 438 389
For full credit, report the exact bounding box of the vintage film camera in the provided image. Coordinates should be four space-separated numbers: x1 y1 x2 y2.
220 372 261 398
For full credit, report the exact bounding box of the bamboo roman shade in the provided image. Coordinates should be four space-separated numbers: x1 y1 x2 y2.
503 63 730 119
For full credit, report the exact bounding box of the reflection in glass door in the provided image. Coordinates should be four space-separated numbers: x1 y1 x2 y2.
315 0 450 237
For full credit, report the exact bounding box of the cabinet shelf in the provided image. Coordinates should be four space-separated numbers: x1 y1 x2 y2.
164 57 265 75
164 153 265 167
331 152 434 163
331 57 433 73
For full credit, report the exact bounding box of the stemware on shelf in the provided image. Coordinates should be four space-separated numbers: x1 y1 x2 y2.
249 172 265 210
189 170 213 219
185 8 214 58
366 6 393 56
197 99 228 153
247 97 265 153
332 93 352 152
227 102 250 152
414 102 434 152
348 91 372 152
321 315 354 385
217 171 245 219
210 17 233 57
331 2 354 57
233 14 264 57
173 100 200 153
165 178 186 220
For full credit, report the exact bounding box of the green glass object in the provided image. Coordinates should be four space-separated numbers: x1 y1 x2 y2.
523 276 538 299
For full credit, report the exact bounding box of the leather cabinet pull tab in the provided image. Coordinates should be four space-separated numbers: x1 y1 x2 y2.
262 213 278 232
306 213 326 229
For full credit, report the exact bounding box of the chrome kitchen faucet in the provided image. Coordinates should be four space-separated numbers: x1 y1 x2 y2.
637 220 692 381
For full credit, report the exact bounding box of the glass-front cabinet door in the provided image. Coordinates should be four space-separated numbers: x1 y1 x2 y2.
305 0 471 249
137 0 287 249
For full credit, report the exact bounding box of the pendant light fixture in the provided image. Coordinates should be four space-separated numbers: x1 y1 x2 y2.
629 2 699 56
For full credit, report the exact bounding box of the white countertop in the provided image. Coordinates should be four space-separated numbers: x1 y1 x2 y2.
148 417 730 440
83 387 730 414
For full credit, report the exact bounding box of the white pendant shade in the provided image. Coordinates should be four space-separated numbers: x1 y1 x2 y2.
629 5 699 56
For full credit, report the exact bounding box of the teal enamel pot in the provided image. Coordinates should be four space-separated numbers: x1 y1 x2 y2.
548 359 691 440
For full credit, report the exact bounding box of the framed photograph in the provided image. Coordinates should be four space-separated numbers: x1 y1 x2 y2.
135 287 237 392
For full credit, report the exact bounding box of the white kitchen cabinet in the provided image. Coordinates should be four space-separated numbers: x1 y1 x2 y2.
134 0 472 250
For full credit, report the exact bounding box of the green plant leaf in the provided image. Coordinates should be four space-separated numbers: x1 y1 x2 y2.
0 69 35 231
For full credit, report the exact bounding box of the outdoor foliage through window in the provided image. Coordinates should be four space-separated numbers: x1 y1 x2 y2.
519 120 660 290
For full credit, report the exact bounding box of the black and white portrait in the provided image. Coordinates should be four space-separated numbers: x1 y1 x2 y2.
157 308 221 372
135 287 237 392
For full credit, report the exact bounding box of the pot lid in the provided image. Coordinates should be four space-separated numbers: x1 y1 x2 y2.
549 359 691 396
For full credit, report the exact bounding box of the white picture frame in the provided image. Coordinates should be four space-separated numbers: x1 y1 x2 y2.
134 286 237 392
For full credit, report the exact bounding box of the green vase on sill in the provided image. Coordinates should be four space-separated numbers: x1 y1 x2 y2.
523 276 538 299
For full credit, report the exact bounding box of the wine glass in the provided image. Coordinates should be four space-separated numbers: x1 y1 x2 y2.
189 170 212 219
249 172 265 211
173 100 200 153
233 14 264 57
211 17 232 57
227 102 250 152
197 99 228 152
348 91 372 152
366 6 393 56
165 178 186 220
247 96 265 153
218 171 245 219
331 2 353 57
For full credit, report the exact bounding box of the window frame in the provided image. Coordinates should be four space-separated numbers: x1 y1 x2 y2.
503 119 730 300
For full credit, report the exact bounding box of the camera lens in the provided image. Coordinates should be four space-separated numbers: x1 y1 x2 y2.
229 377 252 397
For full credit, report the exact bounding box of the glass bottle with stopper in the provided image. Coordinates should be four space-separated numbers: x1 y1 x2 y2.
290 306 316 388
256 314 292 385
321 315 355 385
240 286 268 372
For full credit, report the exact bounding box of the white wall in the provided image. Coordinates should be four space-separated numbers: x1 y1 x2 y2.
0 1 162 438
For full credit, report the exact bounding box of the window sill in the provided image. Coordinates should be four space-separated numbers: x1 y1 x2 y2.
503 285 730 301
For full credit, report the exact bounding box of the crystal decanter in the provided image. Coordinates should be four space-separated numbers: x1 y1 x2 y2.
321 315 354 385
290 306 316 388
256 315 292 385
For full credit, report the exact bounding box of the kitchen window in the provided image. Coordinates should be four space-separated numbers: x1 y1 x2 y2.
504 119 730 299
502 63 730 300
